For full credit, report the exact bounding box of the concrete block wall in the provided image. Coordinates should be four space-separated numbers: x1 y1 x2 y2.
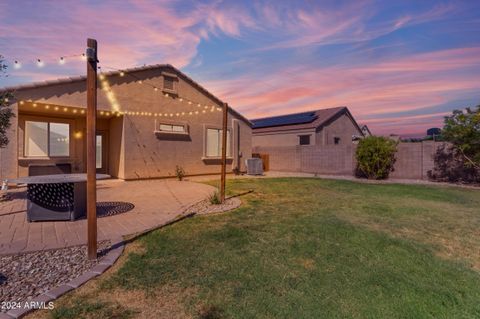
254 141 444 180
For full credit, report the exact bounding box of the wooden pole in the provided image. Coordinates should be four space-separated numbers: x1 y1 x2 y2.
220 103 228 202
86 38 98 260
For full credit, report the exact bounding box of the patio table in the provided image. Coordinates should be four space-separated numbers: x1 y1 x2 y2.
9 173 110 222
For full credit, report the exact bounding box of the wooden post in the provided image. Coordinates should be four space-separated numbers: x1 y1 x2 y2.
86 38 98 260
220 103 228 202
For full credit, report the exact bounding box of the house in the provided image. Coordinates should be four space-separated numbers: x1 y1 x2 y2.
0 64 252 180
251 107 363 148
361 124 372 137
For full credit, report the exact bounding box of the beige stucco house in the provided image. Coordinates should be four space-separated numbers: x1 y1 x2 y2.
0 64 252 180
251 107 363 148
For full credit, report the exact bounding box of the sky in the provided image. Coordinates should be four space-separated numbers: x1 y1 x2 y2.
1 0 480 136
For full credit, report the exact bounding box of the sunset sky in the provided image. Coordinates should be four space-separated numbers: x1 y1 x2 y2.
1 0 480 136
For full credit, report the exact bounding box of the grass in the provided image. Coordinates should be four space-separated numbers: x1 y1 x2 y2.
31 178 480 319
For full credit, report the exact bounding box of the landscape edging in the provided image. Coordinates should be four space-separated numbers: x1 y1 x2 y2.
4 237 125 319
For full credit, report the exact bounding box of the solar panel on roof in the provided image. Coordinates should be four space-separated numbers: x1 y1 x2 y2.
252 111 317 129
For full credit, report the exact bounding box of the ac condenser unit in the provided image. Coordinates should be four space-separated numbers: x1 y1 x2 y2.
245 158 264 175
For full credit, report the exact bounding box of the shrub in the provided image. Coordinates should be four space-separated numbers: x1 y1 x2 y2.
175 165 185 181
428 144 480 184
232 167 241 175
208 191 221 205
442 105 480 170
355 136 398 179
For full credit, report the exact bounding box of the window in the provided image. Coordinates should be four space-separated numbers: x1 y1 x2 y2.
157 123 187 133
96 135 102 169
25 121 70 157
299 135 310 145
334 137 341 145
206 128 230 157
163 76 175 91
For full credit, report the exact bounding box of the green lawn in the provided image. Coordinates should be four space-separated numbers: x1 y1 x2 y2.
45 178 480 319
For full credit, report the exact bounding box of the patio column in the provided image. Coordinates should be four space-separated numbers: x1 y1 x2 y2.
86 38 98 260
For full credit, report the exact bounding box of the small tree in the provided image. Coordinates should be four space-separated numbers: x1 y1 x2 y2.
0 55 15 148
355 136 398 179
442 106 480 169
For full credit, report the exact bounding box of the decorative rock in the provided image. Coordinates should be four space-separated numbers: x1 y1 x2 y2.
0 241 110 315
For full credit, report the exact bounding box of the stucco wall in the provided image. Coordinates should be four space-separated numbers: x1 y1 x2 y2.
317 113 362 146
252 129 316 148
0 103 18 180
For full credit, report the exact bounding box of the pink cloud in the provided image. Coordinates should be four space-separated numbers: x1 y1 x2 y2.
204 46 480 135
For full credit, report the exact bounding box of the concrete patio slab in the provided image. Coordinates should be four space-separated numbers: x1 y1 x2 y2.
0 179 214 255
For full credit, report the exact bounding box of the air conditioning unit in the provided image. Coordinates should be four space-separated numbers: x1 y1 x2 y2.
245 158 263 175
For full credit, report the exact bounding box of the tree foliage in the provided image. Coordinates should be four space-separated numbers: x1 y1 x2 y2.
441 106 480 169
428 144 479 184
355 136 398 180
0 55 15 148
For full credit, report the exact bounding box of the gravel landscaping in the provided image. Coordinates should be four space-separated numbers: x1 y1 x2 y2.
186 196 241 215
0 242 109 311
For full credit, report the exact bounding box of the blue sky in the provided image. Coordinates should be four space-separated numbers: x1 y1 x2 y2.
1 0 480 135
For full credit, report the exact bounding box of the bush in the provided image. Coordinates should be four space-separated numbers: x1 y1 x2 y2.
428 144 480 184
355 136 398 179
175 165 185 181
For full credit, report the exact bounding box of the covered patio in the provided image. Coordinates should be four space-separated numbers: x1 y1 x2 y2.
0 178 214 255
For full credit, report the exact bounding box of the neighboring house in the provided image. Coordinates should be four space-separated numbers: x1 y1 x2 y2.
0 64 252 180
361 124 372 137
251 107 363 148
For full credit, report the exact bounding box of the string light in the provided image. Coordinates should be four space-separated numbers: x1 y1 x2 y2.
9 58 225 119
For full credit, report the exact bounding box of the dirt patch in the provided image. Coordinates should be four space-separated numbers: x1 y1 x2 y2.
297 258 316 270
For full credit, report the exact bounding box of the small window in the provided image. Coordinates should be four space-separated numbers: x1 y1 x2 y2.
163 76 175 91
334 137 341 144
157 123 186 133
299 135 310 145
25 121 70 157
206 128 231 157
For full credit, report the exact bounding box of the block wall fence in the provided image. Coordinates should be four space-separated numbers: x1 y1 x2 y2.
253 141 444 180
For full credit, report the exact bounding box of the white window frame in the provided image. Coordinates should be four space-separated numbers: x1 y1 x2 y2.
154 120 189 135
204 126 231 158
24 120 70 158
